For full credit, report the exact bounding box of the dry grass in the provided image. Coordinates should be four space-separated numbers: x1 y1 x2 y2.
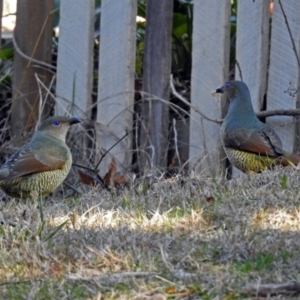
1 167 300 299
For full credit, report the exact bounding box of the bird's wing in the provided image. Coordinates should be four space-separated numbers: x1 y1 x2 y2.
226 126 283 157
0 145 65 180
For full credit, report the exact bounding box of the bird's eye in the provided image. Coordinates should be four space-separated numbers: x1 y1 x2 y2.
53 120 60 127
225 82 231 89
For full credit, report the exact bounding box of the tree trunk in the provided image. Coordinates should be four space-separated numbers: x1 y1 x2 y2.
11 0 53 145
140 0 173 174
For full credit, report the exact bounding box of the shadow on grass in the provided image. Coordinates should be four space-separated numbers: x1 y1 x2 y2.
1 167 300 299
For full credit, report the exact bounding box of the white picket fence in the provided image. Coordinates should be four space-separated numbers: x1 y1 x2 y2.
190 0 300 176
54 0 300 176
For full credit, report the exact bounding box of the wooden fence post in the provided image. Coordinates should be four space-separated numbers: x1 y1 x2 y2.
56 0 94 118
267 0 300 154
189 0 231 175
140 0 173 174
97 0 137 176
233 0 270 176
235 0 270 111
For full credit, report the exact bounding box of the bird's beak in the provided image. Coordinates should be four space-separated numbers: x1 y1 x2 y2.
211 85 224 97
69 117 81 125
215 85 224 94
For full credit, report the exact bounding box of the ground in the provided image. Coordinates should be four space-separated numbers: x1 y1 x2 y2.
1 167 300 299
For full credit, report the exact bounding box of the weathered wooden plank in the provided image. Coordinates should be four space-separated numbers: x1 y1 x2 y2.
56 0 94 117
235 0 270 111
140 0 173 174
189 0 231 174
267 0 300 153
97 0 137 176
233 0 270 177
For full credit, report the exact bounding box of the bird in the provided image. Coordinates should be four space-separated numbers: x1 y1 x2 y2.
215 80 300 173
0 116 80 199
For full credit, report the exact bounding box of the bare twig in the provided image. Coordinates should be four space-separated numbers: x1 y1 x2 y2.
235 59 243 81
172 118 181 166
72 163 107 189
95 128 134 170
159 244 174 272
13 31 56 71
257 108 300 118
170 75 223 124
34 73 56 130
73 128 135 189
12 8 59 72
171 75 300 122
63 182 82 195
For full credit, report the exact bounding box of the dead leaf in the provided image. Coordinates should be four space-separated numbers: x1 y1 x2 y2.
166 286 176 294
103 158 117 186
103 158 136 188
113 172 136 188
205 196 215 202
78 169 98 186
166 153 188 177
49 262 64 277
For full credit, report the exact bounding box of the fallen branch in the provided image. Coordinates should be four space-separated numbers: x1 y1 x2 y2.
244 282 300 296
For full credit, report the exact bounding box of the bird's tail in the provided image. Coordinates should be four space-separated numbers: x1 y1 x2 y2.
282 152 300 167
